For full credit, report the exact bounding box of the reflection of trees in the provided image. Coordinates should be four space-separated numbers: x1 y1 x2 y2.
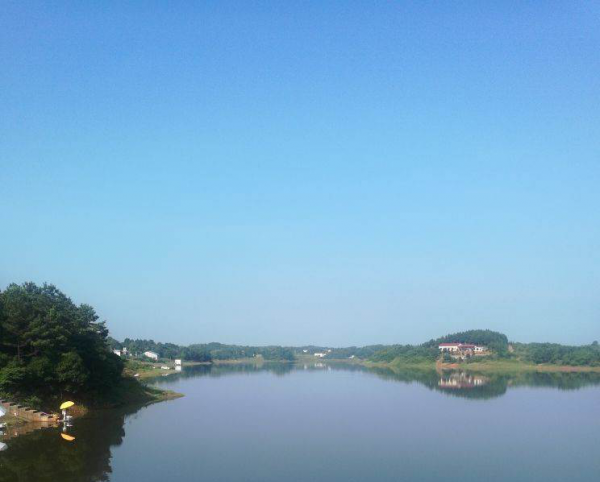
3 364 600 481
356 366 600 400
355 366 509 400
0 405 147 482
351 365 600 400
153 362 600 402
506 371 600 391
151 362 296 386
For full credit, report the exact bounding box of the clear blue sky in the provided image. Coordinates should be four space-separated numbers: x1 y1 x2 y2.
1 1 599 346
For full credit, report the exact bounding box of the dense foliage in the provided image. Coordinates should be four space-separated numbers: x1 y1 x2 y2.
0 283 124 409
514 342 600 366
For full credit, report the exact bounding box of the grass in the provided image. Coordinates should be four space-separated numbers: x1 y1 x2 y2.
124 359 209 380
390 357 600 373
320 354 600 374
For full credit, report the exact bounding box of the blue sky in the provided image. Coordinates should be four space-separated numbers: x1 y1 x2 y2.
1 1 599 346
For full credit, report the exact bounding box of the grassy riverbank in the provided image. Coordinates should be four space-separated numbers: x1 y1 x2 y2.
362 357 600 373
124 359 210 380
436 359 600 373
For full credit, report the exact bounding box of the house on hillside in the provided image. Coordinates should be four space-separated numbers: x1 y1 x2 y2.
113 349 122 357
144 351 159 361
439 343 459 352
439 343 486 356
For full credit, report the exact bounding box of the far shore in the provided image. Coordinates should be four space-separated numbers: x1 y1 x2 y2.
358 358 600 373
129 356 600 380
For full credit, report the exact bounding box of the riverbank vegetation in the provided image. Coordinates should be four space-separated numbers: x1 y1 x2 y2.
365 330 600 371
311 329 600 372
0 283 171 412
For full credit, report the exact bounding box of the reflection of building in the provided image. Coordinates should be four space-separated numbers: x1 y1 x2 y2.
439 372 488 389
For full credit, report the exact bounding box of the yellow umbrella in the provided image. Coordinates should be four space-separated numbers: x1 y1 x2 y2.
60 401 75 410
61 433 76 442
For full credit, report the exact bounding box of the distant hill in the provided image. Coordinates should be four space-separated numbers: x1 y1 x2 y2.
425 329 509 353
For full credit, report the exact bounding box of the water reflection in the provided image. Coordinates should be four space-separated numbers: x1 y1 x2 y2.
0 405 147 482
2 363 600 482
439 372 489 389
153 362 600 401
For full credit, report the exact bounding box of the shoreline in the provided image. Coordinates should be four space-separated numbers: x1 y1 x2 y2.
127 356 600 385
360 358 600 373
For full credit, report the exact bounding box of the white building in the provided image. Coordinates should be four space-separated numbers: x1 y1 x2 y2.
113 349 122 357
174 359 182 366
314 352 327 358
439 343 486 353
144 351 159 361
438 343 462 352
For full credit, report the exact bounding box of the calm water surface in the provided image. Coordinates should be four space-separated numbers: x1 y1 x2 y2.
1 363 599 482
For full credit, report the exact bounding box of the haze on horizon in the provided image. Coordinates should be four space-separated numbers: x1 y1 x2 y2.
1 2 599 347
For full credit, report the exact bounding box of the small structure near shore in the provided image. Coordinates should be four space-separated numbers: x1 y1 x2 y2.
144 351 159 361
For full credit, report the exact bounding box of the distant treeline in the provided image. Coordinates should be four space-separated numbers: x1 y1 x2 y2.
513 342 600 366
110 338 295 362
298 330 600 367
116 328 600 367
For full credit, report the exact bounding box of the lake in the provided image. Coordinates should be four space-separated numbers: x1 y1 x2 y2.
1 363 599 482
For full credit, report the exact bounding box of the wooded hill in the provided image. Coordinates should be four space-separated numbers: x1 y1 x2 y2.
0 283 125 410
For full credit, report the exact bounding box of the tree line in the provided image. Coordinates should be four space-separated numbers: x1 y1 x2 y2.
513 342 600 366
110 338 296 362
